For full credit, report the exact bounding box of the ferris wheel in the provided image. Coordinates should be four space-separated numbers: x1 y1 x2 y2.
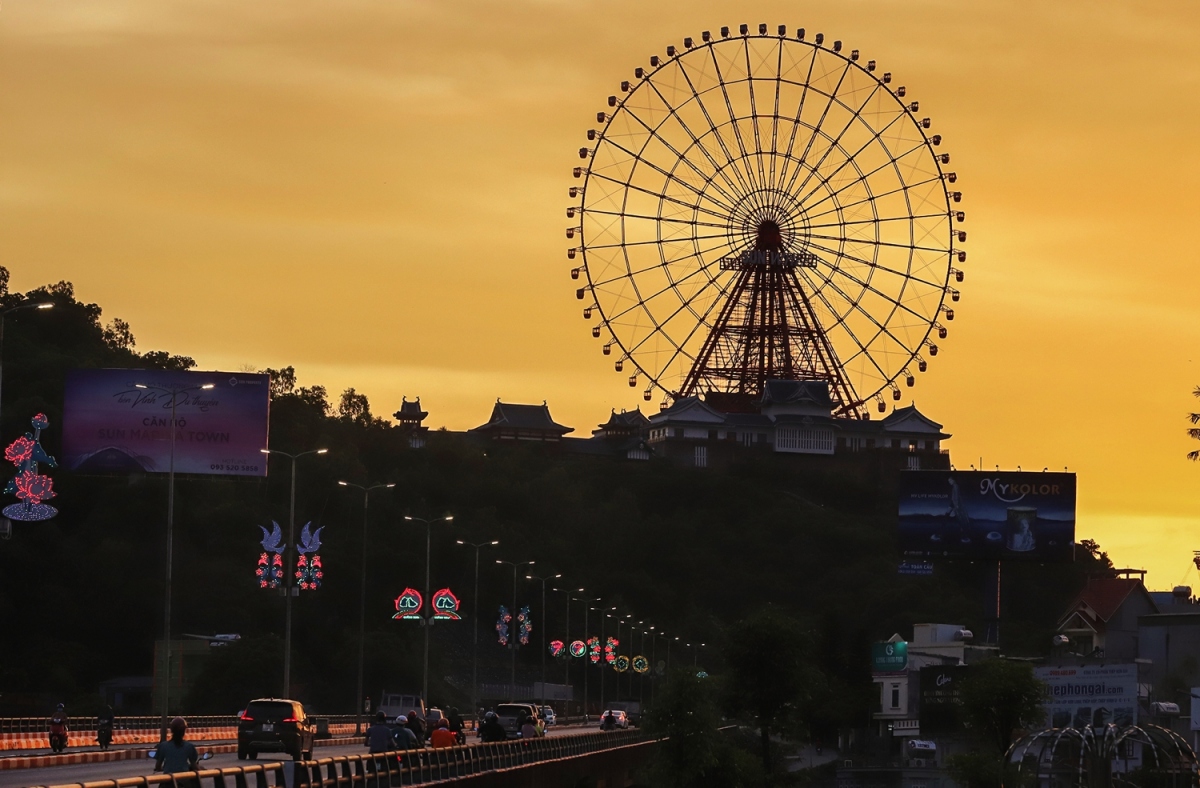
569 24 965 418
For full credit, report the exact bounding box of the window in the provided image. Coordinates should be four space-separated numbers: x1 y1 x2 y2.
907 455 921 471
727 431 737 441
892 438 901 449
740 432 753 447
890 684 901 709
674 428 683 438
694 446 707 468
708 429 718 440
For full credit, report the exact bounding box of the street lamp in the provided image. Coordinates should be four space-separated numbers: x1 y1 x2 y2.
574 596 600 720
496 559 535 701
550 587 585 694
525 572 561 707
338 480 395 734
135 378 214 739
456 539 500 718
260 447 328 698
0 301 53 432
402 514 454 708
687 641 706 667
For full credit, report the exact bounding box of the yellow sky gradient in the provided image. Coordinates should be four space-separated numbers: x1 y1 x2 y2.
3 1 1199 587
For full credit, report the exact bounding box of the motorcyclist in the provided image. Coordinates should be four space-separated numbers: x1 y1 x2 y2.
601 710 616 731
403 710 425 744
49 704 69 752
154 717 199 774
478 711 507 743
97 705 115 750
447 707 465 745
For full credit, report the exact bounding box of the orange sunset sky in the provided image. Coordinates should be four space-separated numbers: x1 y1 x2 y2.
2 1 1198 587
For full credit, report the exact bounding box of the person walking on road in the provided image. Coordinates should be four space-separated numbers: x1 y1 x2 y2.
154 717 199 775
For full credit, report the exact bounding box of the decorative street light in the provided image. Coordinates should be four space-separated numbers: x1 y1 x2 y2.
496 559 535 701
575 597 600 720
401 514 454 708
338 480 395 734
456 539 500 718
0 301 53 432
525 571 562 707
134 378 214 739
551 587 585 697
261 447 328 698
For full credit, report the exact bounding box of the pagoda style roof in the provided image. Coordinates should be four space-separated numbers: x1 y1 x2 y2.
394 397 428 422
761 380 833 409
471 401 572 437
598 408 650 430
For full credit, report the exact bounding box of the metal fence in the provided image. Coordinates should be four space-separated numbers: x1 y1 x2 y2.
30 730 651 788
0 716 360 735
296 729 649 787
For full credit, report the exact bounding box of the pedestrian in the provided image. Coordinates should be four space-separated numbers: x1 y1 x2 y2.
154 717 199 775
366 712 394 754
430 719 456 749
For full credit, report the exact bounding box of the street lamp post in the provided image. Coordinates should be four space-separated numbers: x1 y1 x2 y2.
551 587 585 695
261 447 328 698
575 597 599 719
338 481 395 734
525 572 561 707
404 515 454 710
0 301 53 433
456 539 499 719
135 379 214 740
496 559 535 701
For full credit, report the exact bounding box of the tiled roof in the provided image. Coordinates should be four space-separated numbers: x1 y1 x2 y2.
471 402 572 434
598 408 650 429
1060 577 1153 626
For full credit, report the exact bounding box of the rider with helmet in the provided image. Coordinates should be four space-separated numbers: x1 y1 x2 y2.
154 717 199 774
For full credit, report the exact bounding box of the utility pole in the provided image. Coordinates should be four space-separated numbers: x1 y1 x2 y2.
456 539 499 718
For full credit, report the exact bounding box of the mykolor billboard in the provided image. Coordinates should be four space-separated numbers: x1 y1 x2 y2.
1035 664 1137 729
62 369 269 476
898 471 1075 561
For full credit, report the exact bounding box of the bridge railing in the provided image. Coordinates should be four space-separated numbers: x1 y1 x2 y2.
0 715 360 735
33 730 652 788
297 729 648 787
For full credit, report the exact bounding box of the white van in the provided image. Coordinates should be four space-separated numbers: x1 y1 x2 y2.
378 691 425 722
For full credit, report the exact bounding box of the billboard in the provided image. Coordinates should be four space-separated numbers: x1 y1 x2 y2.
871 641 908 673
919 665 969 736
1035 664 1138 729
62 369 270 476
898 471 1075 561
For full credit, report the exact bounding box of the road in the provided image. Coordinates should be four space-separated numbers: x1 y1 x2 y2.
3 725 593 788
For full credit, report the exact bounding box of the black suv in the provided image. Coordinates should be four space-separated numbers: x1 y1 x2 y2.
237 698 315 760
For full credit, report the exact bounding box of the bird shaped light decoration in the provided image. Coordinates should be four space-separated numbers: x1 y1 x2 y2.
295 522 324 590
256 522 286 589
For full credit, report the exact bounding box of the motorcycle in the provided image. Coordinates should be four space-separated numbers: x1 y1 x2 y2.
98 720 113 751
49 730 67 753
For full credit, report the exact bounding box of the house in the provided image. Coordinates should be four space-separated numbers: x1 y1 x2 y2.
1055 573 1159 660
393 397 430 448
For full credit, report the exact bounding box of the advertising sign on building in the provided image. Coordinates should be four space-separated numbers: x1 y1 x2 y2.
918 665 969 736
61 369 270 477
1035 664 1138 729
898 471 1075 561
1191 687 1200 731
871 641 908 673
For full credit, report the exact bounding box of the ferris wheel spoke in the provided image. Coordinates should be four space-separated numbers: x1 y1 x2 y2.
795 133 928 220
795 269 895 388
586 170 732 224
779 58 853 199
599 136 729 211
802 231 949 257
622 260 739 373
589 238 731 290
703 44 761 194
617 100 747 212
742 37 768 186
788 103 910 211
809 246 938 327
767 38 785 188
771 45 820 196
782 81 886 200
583 207 729 231
672 56 759 200
640 61 760 205
801 171 945 225
805 212 948 232
585 231 731 252
802 238 945 291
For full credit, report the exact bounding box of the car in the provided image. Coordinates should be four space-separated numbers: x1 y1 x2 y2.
539 706 557 726
494 703 539 739
598 710 629 729
237 698 315 761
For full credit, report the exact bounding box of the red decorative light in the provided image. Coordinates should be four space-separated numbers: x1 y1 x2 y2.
4 436 34 465
393 587 423 620
549 640 565 657
432 588 462 620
